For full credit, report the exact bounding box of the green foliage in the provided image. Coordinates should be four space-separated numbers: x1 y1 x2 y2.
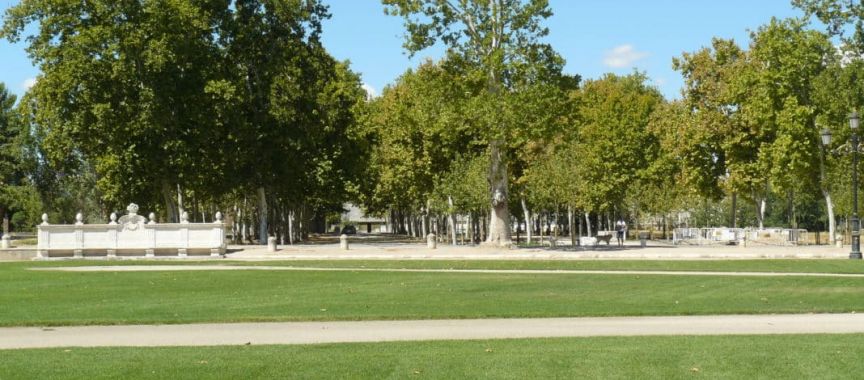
569 72 664 212
2 0 368 230
674 19 832 225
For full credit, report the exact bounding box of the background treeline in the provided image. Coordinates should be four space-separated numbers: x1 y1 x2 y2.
1 0 863 244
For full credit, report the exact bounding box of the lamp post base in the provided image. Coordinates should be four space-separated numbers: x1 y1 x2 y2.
851 252 863 260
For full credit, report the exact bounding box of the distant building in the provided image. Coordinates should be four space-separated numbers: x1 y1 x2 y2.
338 203 389 233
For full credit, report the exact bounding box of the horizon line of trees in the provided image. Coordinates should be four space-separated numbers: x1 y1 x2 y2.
1 0 863 246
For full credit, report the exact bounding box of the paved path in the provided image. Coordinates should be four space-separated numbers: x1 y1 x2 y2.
225 242 848 260
2 314 864 349
31 265 864 278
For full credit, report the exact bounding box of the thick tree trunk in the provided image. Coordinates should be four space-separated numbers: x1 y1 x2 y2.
578 210 583 238
448 196 457 245
288 209 295 245
177 184 184 220
421 205 428 238
520 198 532 244
731 192 737 228
568 206 575 246
585 212 592 237
485 140 512 246
752 191 766 230
257 187 268 244
160 181 179 223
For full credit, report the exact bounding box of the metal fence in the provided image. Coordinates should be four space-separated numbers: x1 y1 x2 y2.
673 227 810 246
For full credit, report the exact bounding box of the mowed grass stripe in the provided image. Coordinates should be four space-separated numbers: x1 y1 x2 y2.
31 264 864 278
2 261 864 326
2 334 864 379
22 258 864 274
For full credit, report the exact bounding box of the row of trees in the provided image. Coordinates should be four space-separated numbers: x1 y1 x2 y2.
363 0 864 245
3 0 864 246
1 0 368 242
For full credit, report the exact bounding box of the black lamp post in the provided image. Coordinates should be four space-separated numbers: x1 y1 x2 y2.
851 112 862 259
821 112 863 259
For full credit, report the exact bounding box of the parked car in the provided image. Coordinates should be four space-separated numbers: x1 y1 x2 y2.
341 225 357 235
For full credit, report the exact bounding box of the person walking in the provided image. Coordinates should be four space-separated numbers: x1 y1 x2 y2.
615 219 626 247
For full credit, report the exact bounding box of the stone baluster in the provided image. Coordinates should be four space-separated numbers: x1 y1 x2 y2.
74 212 84 258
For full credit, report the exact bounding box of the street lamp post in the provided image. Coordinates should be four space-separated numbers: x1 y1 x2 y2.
850 112 862 259
820 112 863 259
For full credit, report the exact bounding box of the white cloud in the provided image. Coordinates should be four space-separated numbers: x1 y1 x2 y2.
361 83 378 99
22 77 37 90
654 77 666 86
603 44 649 68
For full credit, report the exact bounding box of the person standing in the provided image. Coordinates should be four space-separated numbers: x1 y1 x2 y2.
615 219 626 247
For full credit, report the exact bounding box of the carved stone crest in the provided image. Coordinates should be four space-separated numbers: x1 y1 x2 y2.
118 203 147 231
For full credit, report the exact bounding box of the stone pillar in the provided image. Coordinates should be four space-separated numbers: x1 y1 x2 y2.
340 234 349 250
267 236 277 252
107 249 116 259
0 235 9 249
427 233 437 249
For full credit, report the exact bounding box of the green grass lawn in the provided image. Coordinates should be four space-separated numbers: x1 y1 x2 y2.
23 257 864 273
2 334 863 379
2 260 864 326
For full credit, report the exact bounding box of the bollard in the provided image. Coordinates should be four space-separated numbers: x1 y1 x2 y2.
0 234 9 249
639 232 648 248
427 233 437 249
267 236 277 253
340 234 349 250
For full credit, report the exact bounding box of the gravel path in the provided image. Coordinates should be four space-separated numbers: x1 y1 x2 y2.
3 314 864 349
31 265 864 278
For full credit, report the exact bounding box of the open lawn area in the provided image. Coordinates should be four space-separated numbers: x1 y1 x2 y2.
2 260 864 326
2 334 863 379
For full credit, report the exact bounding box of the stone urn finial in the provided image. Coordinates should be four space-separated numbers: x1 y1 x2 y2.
215 211 223 223
180 211 189 224
75 212 84 225
126 203 139 216
148 212 156 225
109 212 118 225
41 213 49 226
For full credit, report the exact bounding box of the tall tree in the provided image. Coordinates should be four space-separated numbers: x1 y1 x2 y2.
1 0 231 218
383 0 563 246
223 0 330 242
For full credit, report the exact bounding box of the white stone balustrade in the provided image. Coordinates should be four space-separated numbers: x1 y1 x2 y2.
37 203 225 259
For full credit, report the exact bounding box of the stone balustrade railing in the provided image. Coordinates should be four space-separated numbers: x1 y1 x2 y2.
37 203 226 259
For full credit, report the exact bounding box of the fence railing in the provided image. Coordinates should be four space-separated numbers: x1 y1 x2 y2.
672 227 810 246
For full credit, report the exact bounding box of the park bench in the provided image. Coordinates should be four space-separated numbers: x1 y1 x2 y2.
37 203 226 259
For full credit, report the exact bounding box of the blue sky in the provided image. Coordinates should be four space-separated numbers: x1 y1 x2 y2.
1 0 804 101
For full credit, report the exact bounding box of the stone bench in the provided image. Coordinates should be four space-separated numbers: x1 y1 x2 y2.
37 203 225 259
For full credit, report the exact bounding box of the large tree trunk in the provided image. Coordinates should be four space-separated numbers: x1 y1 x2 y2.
521 198 532 245
585 212 592 237
753 191 766 230
568 206 575 246
486 140 512 246
421 203 428 238
288 209 295 245
257 187 268 244
731 192 737 228
448 196 457 245
160 181 179 223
